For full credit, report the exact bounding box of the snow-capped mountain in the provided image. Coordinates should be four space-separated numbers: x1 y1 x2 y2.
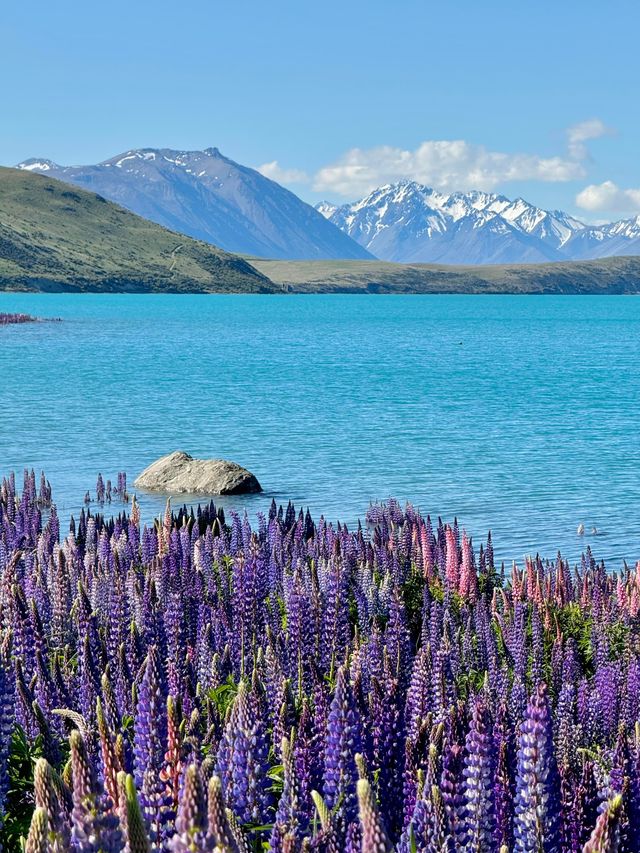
16 149 371 261
563 215 640 260
317 181 640 264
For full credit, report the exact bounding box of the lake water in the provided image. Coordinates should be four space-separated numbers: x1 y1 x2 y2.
1 293 639 568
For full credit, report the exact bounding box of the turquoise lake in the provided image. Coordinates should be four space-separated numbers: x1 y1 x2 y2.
1 293 639 567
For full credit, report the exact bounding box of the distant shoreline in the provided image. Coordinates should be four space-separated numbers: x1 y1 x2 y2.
3 255 640 295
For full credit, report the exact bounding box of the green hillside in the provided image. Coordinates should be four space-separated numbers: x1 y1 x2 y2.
0 167 276 293
249 255 640 294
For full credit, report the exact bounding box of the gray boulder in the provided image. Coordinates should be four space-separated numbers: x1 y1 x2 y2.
134 451 262 495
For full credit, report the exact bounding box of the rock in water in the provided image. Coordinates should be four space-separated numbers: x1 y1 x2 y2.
134 451 262 495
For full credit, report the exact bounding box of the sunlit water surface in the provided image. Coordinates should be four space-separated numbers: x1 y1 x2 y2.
1 293 639 568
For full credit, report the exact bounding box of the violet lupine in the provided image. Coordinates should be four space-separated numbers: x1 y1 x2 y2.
513 683 562 853
356 778 392 852
70 729 124 852
0 645 14 833
439 708 466 847
3 479 640 850
215 680 273 827
133 646 173 848
168 764 207 852
270 733 305 852
461 698 495 851
493 701 515 851
323 665 363 829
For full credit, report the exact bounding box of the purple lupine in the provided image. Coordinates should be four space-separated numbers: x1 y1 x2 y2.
216 680 273 826
356 778 392 852
70 730 123 852
323 666 363 829
493 701 515 850
294 697 323 826
462 698 495 851
168 764 207 852
513 684 562 853
270 733 305 851
440 706 466 847
0 645 14 829
369 669 404 839
4 478 640 850
133 646 173 847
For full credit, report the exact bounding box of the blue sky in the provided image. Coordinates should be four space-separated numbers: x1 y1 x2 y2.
3 0 638 220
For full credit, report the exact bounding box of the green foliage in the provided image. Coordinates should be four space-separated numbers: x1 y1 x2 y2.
558 602 594 673
0 727 44 851
403 567 426 642
479 567 502 598
606 620 630 661
266 763 284 797
207 676 239 720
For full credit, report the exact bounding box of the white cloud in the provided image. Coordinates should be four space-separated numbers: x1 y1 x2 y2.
256 118 615 202
312 140 586 198
256 160 308 184
566 118 613 159
575 180 640 213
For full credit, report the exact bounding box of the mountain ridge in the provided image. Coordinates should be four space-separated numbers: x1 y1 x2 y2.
317 180 640 264
16 149 372 261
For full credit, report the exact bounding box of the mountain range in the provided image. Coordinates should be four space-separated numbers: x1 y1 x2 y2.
316 181 640 264
15 151 640 265
17 149 371 261
3 166 640 295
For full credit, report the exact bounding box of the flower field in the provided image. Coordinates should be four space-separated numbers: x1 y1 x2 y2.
0 314 38 326
0 470 638 851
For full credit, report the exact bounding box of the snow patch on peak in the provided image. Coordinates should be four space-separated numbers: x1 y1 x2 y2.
315 201 338 219
114 153 140 168
16 158 59 172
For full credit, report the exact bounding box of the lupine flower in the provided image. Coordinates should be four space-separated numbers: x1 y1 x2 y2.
0 480 639 851
513 684 562 853
356 778 392 852
133 646 173 847
462 698 495 850
119 772 152 853
169 764 207 852
24 807 49 853
206 774 239 852
0 646 14 828
323 666 362 828
70 729 124 852
582 794 623 853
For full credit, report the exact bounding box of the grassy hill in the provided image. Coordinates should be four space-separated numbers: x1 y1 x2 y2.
248 255 640 294
0 167 276 293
